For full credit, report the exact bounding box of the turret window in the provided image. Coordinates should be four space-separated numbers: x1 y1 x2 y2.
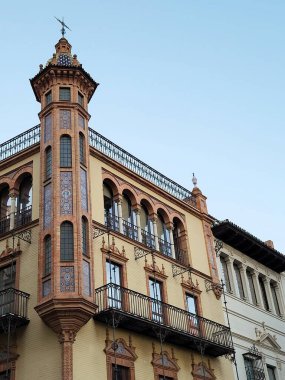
78 92 84 106
60 135 72 167
79 133 85 165
44 235 52 275
45 146 52 180
45 91 52 105
60 221 74 261
59 87 71 101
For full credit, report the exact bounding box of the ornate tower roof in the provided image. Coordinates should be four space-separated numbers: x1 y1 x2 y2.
46 37 80 67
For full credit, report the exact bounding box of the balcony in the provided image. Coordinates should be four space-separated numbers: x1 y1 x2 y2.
0 216 10 235
0 288 30 332
158 237 172 257
122 220 138 241
94 283 234 357
15 206 32 228
141 230 155 249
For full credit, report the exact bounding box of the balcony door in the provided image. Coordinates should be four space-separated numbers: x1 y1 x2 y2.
149 279 163 323
0 264 16 315
112 364 130 380
106 261 122 309
185 294 199 334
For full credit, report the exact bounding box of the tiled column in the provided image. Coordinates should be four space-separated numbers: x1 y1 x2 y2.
252 270 263 308
135 207 142 243
263 277 274 312
239 263 251 302
225 256 237 295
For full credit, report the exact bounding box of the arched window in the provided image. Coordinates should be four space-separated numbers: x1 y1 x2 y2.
140 202 154 249
173 217 188 265
122 192 137 240
0 185 10 220
103 182 118 231
60 221 74 261
44 235 52 275
79 133 85 165
82 217 88 257
157 210 171 256
60 135 72 167
45 146 52 180
16 175 32 227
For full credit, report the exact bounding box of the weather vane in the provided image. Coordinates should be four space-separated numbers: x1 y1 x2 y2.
55 17 71 37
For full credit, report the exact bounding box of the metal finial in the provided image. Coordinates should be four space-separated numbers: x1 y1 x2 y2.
55 17 71 37
192 172 197 187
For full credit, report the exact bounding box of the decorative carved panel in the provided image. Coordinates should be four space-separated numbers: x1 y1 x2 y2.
80 168 88 211
60 266 75 292
60 109 71 129
44 113 52 143
60 172 73 215
44 183 52 228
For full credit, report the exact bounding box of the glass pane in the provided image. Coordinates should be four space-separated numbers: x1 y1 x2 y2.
267 366 276 380
59 87 71 101
149 279 163 322
106 262 122 308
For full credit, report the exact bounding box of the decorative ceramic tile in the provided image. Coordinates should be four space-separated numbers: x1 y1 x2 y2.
78 114 85 130
60 266 75 292
42 279 51 297
44 183 52 228
60 109 71 129
83 260 91 296
60 172 73 215
80 168 88 211
44 113 52 143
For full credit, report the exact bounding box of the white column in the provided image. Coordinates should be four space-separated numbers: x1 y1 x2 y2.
152 215 159 251
274 284 285 318
264 277 274 312
117 199 123 234
252 270 263 308
239 263 250 302
169 225 175 258
135 207 142 243
9 193 17 230
225 256 237 295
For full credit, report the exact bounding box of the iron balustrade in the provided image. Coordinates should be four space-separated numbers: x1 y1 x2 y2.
122 220 138 241
0 125 40 161
141 230 155 249
0 216 10 235
95 283 233 356
0 288 29 319
88 128 197 206
15 205 32 228
104 211 119 232
158 237 172 257
174 247 188 267
245 367 265 380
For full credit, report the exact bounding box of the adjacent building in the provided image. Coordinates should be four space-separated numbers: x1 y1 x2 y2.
212 220 285 380
0 36 236 379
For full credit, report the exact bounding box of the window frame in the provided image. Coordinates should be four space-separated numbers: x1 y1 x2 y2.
45 90 52 105
59 87 71 101
60 221 74 262
60 135 72 168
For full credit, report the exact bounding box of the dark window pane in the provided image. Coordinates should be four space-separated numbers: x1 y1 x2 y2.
45 91 52 105
44 235 52 275
112 364 130 380
259 277 269 310
0 265 15 291
60 136 72 167
79 134 85 164
45 147 52 179
59 87 71 101
0 370 10 380
60 222 74 261
82 218 88 256
233 263 245 298
78 92 84 106
267 365 276 380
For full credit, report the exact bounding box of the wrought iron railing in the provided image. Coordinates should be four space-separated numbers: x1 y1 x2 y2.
141 230 156 249
104 211 119 232
245 367 265 380
122 220 138 241
175 247 188 267
0 288 30 319
95 283 233 350
158 237 172 257
0 125 40 161
89 128 196 206
0 216 10 235
15 205 32 228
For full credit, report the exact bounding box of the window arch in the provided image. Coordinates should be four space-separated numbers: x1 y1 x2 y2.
60 135 72 167
140 201 155 249
157 210 171 256
60 221 74 261
45 146 52 180
103 182 118 231
82 216 88 257
44 235 52 275
79 133 85 165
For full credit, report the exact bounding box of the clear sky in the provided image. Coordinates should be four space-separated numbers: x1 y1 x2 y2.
0 1 284 252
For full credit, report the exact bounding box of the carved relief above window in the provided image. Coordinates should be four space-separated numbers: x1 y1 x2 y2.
191 355 216 380
104 331 137 380
151 344 179 380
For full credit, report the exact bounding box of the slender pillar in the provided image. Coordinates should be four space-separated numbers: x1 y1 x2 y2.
9 192 17 230
252 270 263 308
239 264 250 302
263 277 274 312
117 198 123 234
135 207 142 243
58 330 76 380
167 223 175 258
225 256 237 295
152 215 159 251
274 284 284 317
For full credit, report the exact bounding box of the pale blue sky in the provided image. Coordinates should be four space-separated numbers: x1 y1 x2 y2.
0 1 284 252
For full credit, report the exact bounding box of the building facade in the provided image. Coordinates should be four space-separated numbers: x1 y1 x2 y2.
0 37 237 379
212 220 285 380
